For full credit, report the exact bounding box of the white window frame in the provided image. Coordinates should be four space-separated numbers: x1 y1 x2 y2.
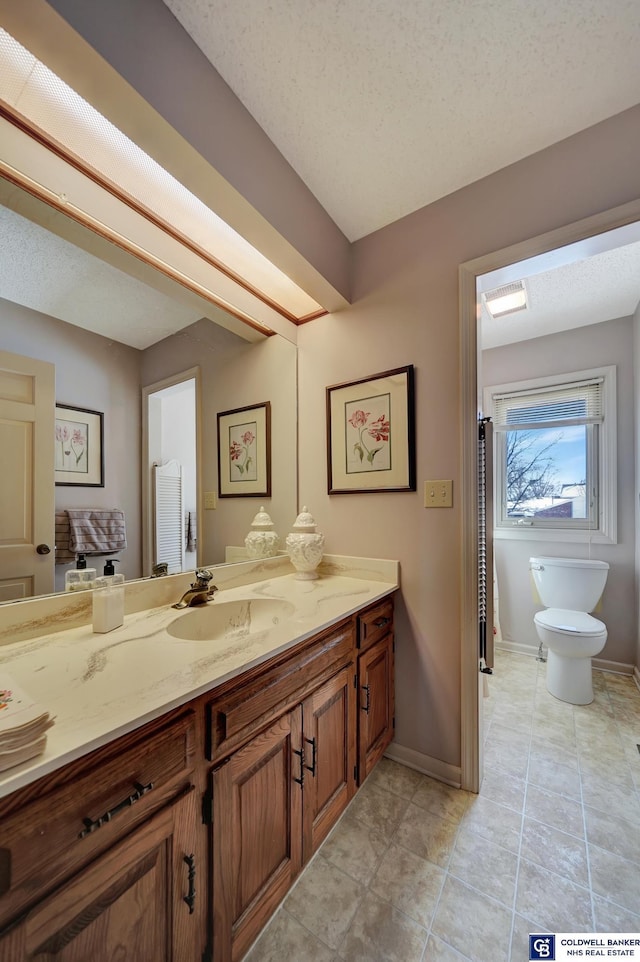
484 365 617 544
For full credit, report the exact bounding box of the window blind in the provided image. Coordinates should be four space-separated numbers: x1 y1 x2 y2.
493 378 603 430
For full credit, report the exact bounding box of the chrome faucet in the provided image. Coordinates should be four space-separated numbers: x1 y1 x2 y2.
172 568 219 609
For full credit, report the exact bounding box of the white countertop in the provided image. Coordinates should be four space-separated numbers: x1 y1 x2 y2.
0 570 397 799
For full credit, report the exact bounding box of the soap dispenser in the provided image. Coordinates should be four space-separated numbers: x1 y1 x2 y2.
65 553 97 592
92 562 125 633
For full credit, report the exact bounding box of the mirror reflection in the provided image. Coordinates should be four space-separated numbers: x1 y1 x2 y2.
0 176 297 603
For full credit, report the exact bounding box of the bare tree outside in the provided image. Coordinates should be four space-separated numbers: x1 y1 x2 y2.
505 430 561 515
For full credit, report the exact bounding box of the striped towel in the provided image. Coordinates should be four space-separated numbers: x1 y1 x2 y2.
55 511 76 565
66 509 127 555
185 511 197 552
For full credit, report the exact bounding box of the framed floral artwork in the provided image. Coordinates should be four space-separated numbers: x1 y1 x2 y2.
326 366 416 494
54 404 104 487
217 401 271 498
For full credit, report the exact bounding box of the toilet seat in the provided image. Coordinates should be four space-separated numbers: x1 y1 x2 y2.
534 608 605 636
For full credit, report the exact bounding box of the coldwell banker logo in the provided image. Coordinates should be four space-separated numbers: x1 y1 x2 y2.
530 935 555 960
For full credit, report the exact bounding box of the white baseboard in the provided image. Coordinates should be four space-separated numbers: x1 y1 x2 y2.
633 666 640 692
495 641 635 676
384 742 461 788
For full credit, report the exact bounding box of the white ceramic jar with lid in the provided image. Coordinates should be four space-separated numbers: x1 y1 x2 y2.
244 506 280 559
285 506 325 580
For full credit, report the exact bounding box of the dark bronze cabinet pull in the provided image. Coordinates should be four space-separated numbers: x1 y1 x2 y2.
373 616 391 628
292 746 305 786
361 684 371 714
183 853 196 914
78 780 154 838
304 737 317 777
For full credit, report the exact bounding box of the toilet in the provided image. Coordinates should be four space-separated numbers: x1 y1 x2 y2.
529 556 609 705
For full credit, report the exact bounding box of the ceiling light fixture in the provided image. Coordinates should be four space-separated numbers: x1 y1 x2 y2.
484 280 528 318
0 27 324 324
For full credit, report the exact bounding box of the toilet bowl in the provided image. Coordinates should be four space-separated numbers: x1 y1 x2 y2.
529 557 609 705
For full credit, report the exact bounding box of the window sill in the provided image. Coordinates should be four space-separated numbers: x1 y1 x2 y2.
494 526 616 545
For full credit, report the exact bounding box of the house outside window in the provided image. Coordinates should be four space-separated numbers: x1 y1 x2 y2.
486 366 617 544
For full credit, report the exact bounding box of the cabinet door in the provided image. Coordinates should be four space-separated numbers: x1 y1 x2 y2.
0 789 200 962
212 707 303 962
301 664 356 860
358 633 394 782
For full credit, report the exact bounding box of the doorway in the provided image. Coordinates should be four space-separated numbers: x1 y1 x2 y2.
459 198 640 792
142 368 200 577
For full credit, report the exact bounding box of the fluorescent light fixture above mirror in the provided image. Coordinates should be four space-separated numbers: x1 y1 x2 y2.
0 27 324 324
484 280 528 318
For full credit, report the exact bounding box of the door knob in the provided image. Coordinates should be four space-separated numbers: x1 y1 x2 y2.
36 543 51 555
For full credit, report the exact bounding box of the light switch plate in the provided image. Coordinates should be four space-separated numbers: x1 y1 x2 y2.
204 491 217 510
424 480 453 508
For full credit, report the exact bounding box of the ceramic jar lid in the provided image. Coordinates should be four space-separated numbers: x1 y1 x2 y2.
291 506 318 533
250 506 275 530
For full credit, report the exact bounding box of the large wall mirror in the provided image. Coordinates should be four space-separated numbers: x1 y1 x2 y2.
0 172 298 602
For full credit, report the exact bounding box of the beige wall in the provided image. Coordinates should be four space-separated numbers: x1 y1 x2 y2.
0 299 142 587
141 319 297 564
299 109 640 772
483 316 636 668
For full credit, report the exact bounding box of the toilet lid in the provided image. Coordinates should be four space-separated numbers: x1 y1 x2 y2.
534 608 606 636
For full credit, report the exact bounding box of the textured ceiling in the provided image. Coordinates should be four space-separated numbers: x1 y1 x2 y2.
162 0 640 241
480 238 640 349
0 206 202 349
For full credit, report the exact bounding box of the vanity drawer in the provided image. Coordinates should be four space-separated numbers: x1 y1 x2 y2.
207 618 354 761
0 709 195 927
357 596 394 652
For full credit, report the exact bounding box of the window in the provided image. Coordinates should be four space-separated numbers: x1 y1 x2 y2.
487 366 616 543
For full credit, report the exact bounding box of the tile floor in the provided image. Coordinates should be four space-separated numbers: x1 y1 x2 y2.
244 650 640 962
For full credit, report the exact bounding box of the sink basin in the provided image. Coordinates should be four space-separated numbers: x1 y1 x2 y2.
167 598 295 642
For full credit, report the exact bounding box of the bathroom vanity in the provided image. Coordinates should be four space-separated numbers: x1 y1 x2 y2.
0 560 397 962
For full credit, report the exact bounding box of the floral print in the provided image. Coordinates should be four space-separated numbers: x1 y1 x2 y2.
347 408 391 466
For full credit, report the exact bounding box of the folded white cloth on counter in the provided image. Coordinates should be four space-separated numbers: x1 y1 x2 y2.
0 675 54 773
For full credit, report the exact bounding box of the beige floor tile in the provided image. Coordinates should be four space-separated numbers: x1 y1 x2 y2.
592 893 640 932
529 741 579 772
490 703 534 734
284 856 364 950
581 772 640 823
321 813 389 885
527 753 582 799
395 802 459 867
411 777 471 823
516 858 593 932
448 827 518 908
364 757 425 800
525 784 584 837
478 765 526 813
584 805 640 865
483 740 530 779
510 914 552 962
423 935 473 961
244 909 335 962
520 817 589 886
347 780 410 839
431 876 512 962
461 794 523 854
337 891 427 962
369 840 445 928
588 844 640 915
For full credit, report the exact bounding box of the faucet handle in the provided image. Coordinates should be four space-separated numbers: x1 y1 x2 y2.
193 568 213 586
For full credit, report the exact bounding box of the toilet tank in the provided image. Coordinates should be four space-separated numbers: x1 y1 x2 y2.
529 556 609 612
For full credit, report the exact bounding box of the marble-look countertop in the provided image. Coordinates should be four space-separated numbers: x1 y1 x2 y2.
0 569 398 799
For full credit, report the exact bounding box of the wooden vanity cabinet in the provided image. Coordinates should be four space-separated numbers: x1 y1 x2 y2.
208 619 358 962
0 709 202 962
0 591 395 962
357 597 395 782
0 788 200 962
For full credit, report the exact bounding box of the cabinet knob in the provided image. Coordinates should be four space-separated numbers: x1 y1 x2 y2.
36 543 51 555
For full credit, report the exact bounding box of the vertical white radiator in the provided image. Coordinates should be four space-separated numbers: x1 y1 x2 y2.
478 418 494 672
153 460 185 574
